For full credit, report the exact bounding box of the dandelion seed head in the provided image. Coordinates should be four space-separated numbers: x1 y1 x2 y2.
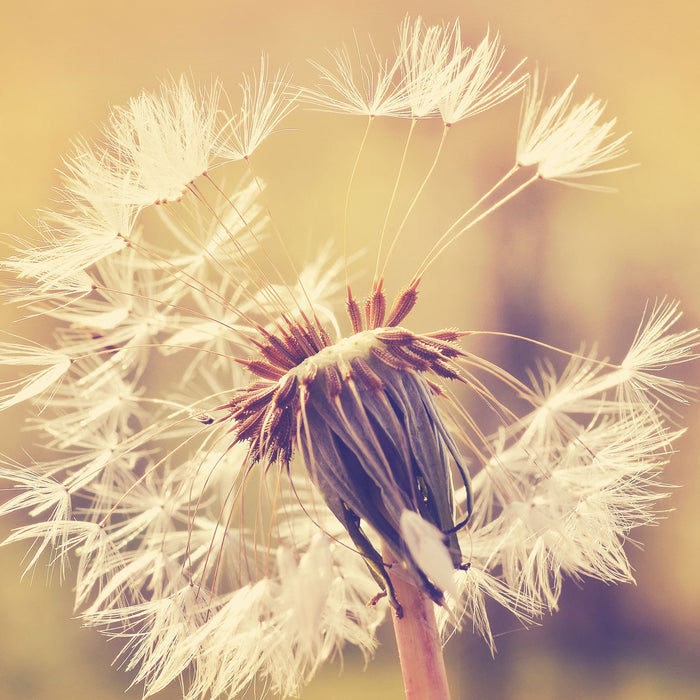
1 15 696 700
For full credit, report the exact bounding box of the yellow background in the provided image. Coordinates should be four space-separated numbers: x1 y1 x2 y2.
1 1 699 698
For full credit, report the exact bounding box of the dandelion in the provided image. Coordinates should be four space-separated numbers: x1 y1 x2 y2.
1 15 696 700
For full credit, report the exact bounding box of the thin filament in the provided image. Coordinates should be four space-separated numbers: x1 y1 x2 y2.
413 171 539 282
343 116 374 291
373 118 418 290
379 122 450 283
412 163 521 283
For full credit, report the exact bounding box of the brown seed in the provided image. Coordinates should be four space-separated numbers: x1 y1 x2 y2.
346 291 364 334
386 286 418 327
350 357 384 392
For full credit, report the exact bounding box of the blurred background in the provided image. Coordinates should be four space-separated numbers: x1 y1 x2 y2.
1 1 699 698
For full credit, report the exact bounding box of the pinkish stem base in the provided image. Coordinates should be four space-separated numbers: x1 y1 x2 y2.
385 549 452 700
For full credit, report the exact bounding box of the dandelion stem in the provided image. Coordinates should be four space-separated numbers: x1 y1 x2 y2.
384 547 451 700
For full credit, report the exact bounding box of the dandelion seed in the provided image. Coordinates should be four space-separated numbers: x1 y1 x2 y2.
436 27 527 126
304 41 408 118
1 16 696 700
216 54 296 161
517 68 632 184
398 15 461 119
0 343 72 410
112 76 223 203
1 181 136 291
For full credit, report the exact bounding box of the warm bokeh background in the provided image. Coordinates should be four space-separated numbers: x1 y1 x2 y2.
1 1 699 698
